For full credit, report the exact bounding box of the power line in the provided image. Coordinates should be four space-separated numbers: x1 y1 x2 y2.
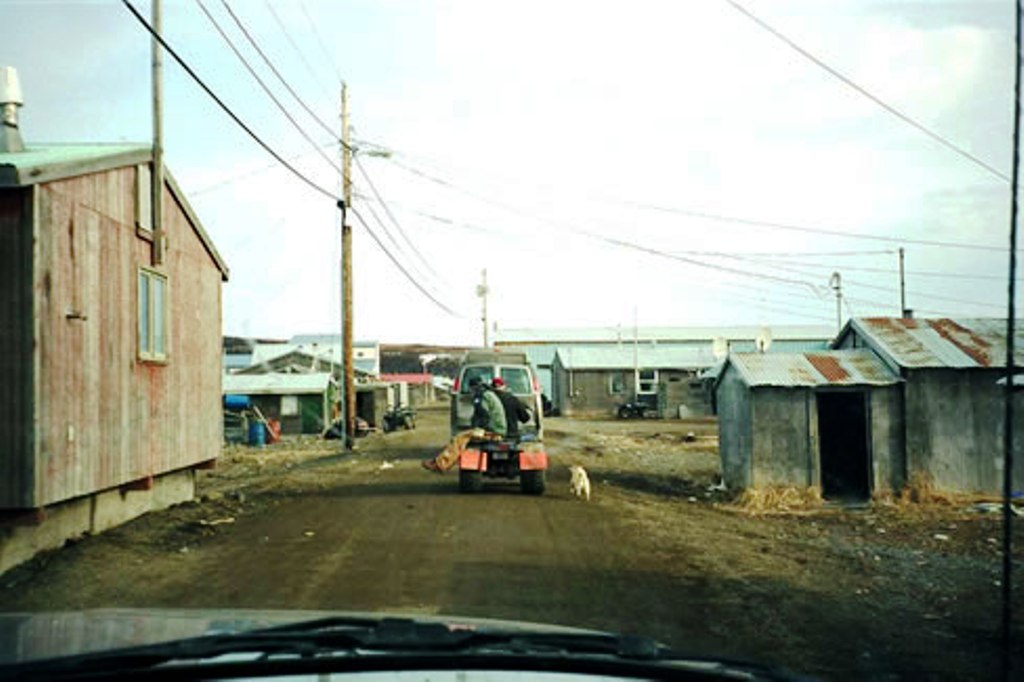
353 155 446 282
383 152 1012 254
221 0 344 146
263 0 333 102
195 0 343 178
626 199 1012 253
190 140 338 196
121 0 458 318
349 207 459 317
724 0 1009 183
122 0 337 202
298 0 343 85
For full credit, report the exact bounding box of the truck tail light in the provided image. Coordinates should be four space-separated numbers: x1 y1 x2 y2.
453 376 461 393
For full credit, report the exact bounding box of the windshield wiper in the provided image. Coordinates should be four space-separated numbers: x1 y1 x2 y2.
0 616 800 681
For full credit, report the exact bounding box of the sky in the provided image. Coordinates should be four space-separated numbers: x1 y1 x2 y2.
1 0 1019 345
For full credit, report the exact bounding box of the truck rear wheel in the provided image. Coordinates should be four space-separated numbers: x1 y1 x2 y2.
520 470 546 495
459 469 483 493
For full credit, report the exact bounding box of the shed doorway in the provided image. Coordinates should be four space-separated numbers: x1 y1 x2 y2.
817 392 871 501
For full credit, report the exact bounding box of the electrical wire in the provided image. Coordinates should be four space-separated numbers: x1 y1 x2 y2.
122 0 459 318
195 0 344 178
202 0 447 295
121 0 337 202
298 0 344 85
263 0 333 103
353 155 446 281
221 0 345 146
349 207 459 317
724 0 1010 184
190 140 338 196
383 152 1013 254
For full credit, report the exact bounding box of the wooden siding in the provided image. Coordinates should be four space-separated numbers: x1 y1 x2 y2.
27 166 222 508
0 188 36 507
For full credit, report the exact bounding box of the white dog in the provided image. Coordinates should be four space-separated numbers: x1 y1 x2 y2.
568 465 591 501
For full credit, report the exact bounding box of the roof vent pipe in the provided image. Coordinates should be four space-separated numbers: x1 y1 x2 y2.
0 66 25 153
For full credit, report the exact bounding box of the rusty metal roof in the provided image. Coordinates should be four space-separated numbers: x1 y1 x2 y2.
844 318 1024 369
728 350 899 387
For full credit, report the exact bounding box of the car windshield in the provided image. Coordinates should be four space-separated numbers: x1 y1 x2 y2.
1 2 1022 680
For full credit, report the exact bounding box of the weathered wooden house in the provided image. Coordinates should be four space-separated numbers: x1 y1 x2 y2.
551 345 718 418
716 350 902 499
835 317 1024 494
0 144 227 572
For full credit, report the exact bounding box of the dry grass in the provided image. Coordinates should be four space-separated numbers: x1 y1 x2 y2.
729 486 823 515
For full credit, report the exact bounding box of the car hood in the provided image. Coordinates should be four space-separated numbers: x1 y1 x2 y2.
0 609 602 665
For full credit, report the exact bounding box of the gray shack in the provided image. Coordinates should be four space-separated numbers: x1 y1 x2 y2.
835 317 1024 494
717 350 902 499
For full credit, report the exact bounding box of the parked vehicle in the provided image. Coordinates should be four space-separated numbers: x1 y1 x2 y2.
450 350 544 438
382 403 416 432
617 398 658 419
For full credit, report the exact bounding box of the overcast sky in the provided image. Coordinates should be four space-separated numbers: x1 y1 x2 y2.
1 0 1019 344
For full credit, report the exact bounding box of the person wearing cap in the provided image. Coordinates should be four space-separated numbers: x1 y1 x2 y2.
422 377 505 473
491 377 531 439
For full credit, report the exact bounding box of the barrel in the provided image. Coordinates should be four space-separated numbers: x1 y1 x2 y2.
248 420 266 447
224 394 251 410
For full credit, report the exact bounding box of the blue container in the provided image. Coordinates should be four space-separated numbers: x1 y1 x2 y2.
248 420 266 447
224 394 251 410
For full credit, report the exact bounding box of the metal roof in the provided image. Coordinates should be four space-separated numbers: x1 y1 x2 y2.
250 342 379 372
497 325 833 345
0 144 150 186
554 345 718 370
223 372 333 395
842 318 1024 369
0 144 229 281
727 350 899 387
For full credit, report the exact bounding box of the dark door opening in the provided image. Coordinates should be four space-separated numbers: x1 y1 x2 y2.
817 392 871 501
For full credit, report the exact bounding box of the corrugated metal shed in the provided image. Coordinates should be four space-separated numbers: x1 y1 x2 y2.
555 345 718 370
498 324 833 345
223 372 333 396
844 318 1024 369
728 350 899 387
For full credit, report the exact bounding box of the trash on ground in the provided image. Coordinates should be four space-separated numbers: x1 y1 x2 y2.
198 517 236 527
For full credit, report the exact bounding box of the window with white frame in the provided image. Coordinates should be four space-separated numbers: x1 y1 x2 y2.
636 369 658 394
281 395 299 416
138 268 168 361
608 372 626 395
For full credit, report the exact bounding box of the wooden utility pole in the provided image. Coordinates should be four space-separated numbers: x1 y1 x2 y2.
898 247 907 316
341 84 355 449
151 0 165 264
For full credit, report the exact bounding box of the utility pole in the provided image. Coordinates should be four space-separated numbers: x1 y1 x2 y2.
151 0 165 265
829 272 842 335
898 247 907 316
340 84 355 449
477 268 489 347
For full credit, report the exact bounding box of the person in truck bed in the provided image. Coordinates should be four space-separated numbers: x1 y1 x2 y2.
422 377 505 473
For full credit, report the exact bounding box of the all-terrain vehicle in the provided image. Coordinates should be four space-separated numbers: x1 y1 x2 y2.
457 433 548 495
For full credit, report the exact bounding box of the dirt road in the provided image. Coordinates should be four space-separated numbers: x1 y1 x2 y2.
0 407 1020 680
